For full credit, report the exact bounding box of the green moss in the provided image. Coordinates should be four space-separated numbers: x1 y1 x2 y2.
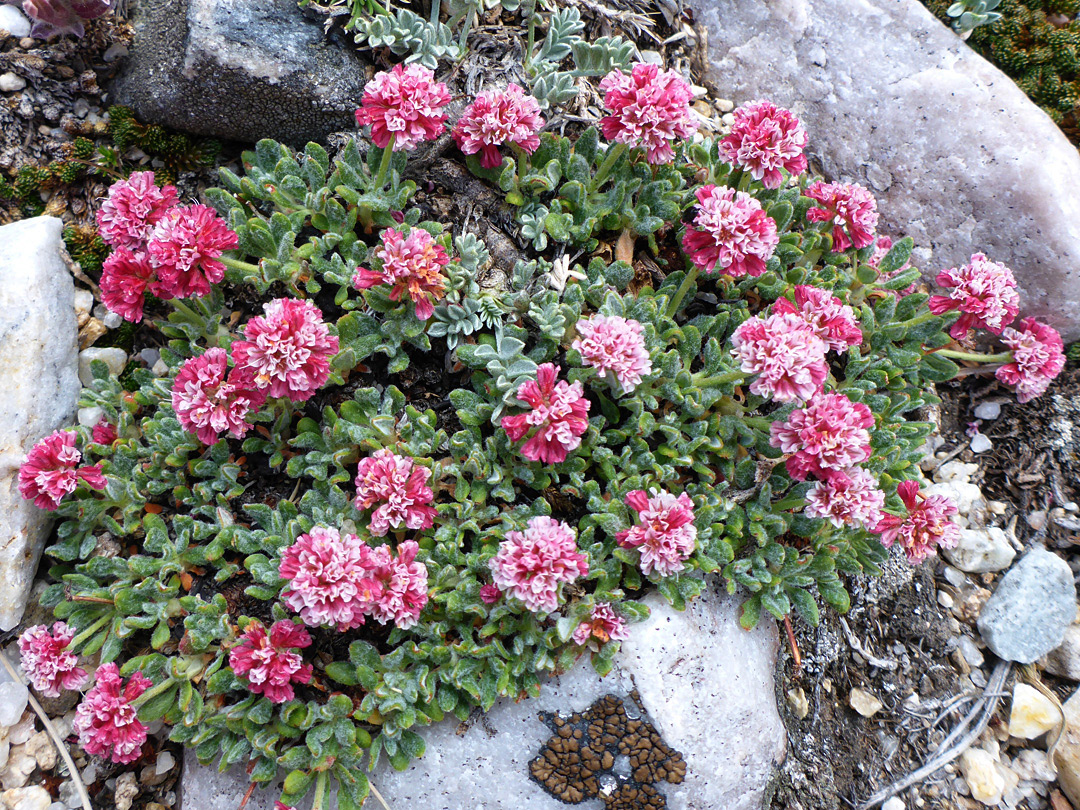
63 224 109 274
107 106 221 184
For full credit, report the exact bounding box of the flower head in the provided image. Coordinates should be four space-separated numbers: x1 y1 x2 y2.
452 83 544 169
279 526 381 631
718 100 808 188
353 228 449 321
867 236 916 296
354 449 438 537
617 489 697 577
92 418 118 446
73 663 152 765
874 480 960 564
489 516 588 613
772 285 862 353
148 204 238 299
18 430 105 511
99 247 156 323
572 315 652 394
995 318 1066 403
598 64 697 164
804 468 886 529
20 0 112 39
364 540 429 629
18 622 88 698
480 584 501 604
230 298 339 402
355 64 451 151
171 349 266 445
681 185 779 277
928 253 1020 339
805 182 878 252
501 363 591 464
228 620 313 704
770 393 874 483
572 602 630 646
96 171 177 250
731 313 829 403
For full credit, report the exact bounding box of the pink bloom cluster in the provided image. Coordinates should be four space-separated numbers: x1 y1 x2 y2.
731 312 828 403
867 236 916 296
171 348 266 445
501 363 591 464
571 315 653 394
489 516 588 613
805 469 886 530
681 185 779 277
18 622 88 697
452 83 545 169
719 100 808 188
928 253 1020 339
92 418 118 445
364 540 429 629
354 449 438 536
996 318 1066 403
230 298 339 402
616 489 697 577
479 584 501 604
598 64 697 164
354 227 449 321
355 64 451 151
572 602 629 646
773 285 862 353
228 620 313 704
96 171 177 250
770 393 874 483
73 663 152 765
874 480 960 564
148 204 237 298
18 430 105 511
805 181 879 252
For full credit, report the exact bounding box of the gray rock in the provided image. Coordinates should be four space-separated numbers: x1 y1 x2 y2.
977 548 1077 663
1042 621 1080 681
687 0 1080 342
942 527 1016 574
112 0 369 146
179 588 785 810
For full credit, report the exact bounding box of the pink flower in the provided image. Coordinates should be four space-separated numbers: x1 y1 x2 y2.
772 285 862 353
171 348 266 445
353 228 449 321
805 182 878 252
99 247 156 323
92 418 118 445
867 236 916 296
598 64 697 164
230 298 339 402
148 204 238 299
354 449 438 537
928 253 1020 339
279 526 381 631
489 516 588 613
572 602 629 646
995 318 1066 403
681 185 779 277
18 430 106 511
770 393 874 483
501 363 591 464
73 663 152 765
617 489 697 577
572 315 652 394
874 480 960 564
731 313 829 403
718 100 808 188
275 804 296 810
452 83 545 169
805 468 886 529
96 171 178 251
18 622 88 698
480 584 501 604
355 64 451 151
228 620 313 704
364 540 429 629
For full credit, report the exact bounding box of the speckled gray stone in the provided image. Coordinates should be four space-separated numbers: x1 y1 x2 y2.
0 217 80 630
978 548 1077 663
112 0 369 145
687 0 1080 342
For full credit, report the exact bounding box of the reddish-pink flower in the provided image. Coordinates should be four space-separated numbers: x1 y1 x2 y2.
770 392 874 483
480 584 501 604
365 540 429 629
73 663 152 765
171 348 266 445
148 204 238 299
928 253 1020 339
718 100 808 188
99 247 156 323
275 804 296 810
805 182 878 252
228 620 313 704
354 449 438 537
355 64 451 151
279 526 381 631
995 318 1066 403
804 467 886 529
867 236 916 296
452 83 544 169
96 171 178 251
92 418 118 445
18 430 105 511
598 64 697 164
230 298 339 402
572 602 630 646
874 480 960 564
501 363 591 464
731 312 829 403
572 315 652 394
353 228 449 321
489 516 588 613
18 622 88 698
617 489 697 577
772 285 862 353
681 185 779 277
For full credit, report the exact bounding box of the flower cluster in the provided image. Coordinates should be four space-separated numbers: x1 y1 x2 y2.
73 664 152 765
681 185 779 277
731 312 828 403
805 469 886 530
805 181 879 251
453 83 545 169
572 603 629 646
229 620 313 704
501 364 591 463
96 171 177 250
719 100 808 188
770 393 874 483
18 430 105 511
773 285 863 353
354 228 449 321
928 253 1020 339
355 63 451 151
571 315 652 394
874 480 961 563
996 318 1066 403
92 418 118 445
18 622 87 697
617 489 697 577
354 449 438 536
171 349 266 445
489 516 588 613
598 64 696 164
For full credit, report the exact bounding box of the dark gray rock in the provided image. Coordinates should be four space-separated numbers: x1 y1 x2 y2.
111 0 369 146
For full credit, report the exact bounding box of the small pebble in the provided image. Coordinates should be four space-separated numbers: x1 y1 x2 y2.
971 668 988 688
0 683 28 728
152 358 169 377
957 635 985 668
721 112 735 127
959 748 1005 805
0 72 26 93
78 347 128 386
786 687 809 720
974 401 1002 420
73 289 94 318
988 500 1008 516
937 590 955 609
970 432 993 453
103 43 128 61
1027 510 1048 531
638 49 663 65
155 750 175 775
943 566 967 588
716 98 734 112
1008 683 1060 739
18 37 34 49
882 797 905 810
0 5 31 37
77 406 104 428
138 348 160 367
102 311 122 329
72 98 90 118
849 687 883 718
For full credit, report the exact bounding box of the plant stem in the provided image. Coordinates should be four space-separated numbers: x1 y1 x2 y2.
589 142 628 191
743 415 774 432
312 771 329 810
132 676 177 709
690 370 747 388
936 348 1012 364
372 136 397 191
664 266 700 318
70 613 113 650
220 256 263 275
773 496 807 511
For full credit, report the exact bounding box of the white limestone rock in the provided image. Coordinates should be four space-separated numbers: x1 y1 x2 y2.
942 527 1015 573
0 5 31 37
1008 683 1060 740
